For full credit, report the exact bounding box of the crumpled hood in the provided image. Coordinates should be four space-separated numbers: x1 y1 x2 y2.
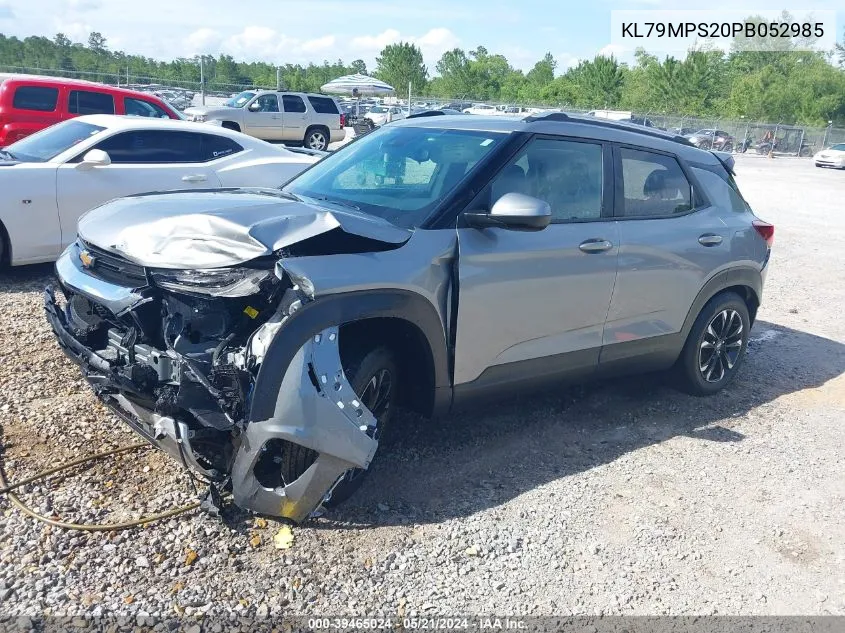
77 189 411 269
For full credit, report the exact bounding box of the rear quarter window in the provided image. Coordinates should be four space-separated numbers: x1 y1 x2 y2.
12 86 59 112
690 166 750 213
307 96 339 114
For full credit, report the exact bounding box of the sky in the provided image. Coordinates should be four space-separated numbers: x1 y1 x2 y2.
0 0 842 74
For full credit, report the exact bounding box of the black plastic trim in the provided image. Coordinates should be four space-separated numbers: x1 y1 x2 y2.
249 289 451 421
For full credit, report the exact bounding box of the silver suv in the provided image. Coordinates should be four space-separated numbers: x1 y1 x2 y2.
184 91 345 150
45 112 774 522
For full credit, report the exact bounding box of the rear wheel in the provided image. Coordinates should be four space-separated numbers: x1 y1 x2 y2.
304 127 329 151
323 346 397 508
676 292 750 396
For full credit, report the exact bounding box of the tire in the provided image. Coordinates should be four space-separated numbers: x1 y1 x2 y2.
304 127 329 151
675 291 750 396
722 142 733 152
323 346 397 508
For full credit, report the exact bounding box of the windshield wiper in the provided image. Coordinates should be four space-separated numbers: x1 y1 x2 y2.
312 196 360 211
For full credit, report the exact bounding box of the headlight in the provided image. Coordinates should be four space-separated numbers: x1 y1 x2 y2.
191 114 206 122
150 267 272 298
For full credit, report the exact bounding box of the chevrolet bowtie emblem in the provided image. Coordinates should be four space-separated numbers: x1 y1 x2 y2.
79 249 95 269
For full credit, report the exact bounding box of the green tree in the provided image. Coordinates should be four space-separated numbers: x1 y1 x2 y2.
569 55 625 107
350 59 367 75
87 32 107 53
375 42 428 93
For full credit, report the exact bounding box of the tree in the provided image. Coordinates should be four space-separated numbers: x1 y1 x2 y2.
569 56 625 107
350 59 367 75
527 52 556 86
375 42 428 93
836 27 844 67
87 32 107 53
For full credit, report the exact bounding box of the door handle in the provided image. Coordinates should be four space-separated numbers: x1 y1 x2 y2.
698 234 723 247
578 239 613 253
181 174 207 183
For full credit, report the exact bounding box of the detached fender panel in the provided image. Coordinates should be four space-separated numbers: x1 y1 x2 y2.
249 288 450 423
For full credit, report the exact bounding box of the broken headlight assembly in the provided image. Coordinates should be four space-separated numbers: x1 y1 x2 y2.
150 267 272 298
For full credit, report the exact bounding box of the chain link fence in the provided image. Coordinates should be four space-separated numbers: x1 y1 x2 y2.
3 64 844 155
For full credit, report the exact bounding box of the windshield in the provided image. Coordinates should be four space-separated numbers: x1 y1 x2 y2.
369 106 388 113
5 120 106 162
284 125 506 229
830 143 845 151
224 91 256 108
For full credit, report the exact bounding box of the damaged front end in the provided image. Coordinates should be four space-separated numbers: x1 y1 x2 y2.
45 239 381 522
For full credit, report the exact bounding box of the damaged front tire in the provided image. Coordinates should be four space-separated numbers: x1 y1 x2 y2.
323 346 397 508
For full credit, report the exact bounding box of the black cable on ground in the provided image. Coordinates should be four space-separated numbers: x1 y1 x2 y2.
0 442 201 531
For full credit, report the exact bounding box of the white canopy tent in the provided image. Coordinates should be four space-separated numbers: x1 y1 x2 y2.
320 74 398 118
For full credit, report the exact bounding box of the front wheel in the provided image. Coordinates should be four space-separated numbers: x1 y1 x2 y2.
304 127 328 151
323 346 397 508
675 292 750 396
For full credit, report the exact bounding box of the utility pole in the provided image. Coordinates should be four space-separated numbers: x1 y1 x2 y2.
200 55 206 105
408 81 412 116
126 66 129 87
276 67 281 91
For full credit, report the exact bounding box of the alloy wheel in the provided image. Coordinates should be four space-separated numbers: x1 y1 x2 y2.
698 309 744 383
308 131 327 150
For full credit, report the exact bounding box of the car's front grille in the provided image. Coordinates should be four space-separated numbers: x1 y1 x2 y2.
79 241 148 287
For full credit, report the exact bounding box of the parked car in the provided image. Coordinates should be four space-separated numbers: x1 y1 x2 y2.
45 112 773 522
183 91 345 151
0 114 321 265
0 73 181 146
364 105 407 127
587 110 655 128
463 103 498 115
813 143 845 168
685 129 734 151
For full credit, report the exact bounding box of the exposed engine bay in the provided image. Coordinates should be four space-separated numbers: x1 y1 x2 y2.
45 240 382 522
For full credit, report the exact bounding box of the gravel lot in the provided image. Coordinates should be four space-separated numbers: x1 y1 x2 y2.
1 155 844 620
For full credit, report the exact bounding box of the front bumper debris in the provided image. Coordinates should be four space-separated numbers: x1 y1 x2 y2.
45 245 380 522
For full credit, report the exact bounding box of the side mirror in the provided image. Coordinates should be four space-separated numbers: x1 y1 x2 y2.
463 193 551 231
77 149 111 169
248 102 261 112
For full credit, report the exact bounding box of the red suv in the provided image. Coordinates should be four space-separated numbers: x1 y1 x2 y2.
0 74 181 146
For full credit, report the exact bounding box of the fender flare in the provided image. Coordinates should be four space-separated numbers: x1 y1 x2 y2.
249 289 451 422
679 266 763 341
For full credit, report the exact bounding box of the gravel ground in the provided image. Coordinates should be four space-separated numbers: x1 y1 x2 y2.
1 155 844 620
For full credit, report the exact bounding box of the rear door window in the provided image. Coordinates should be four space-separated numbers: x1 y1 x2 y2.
618 147 693 217
282 95 307 113
307 96 339 114
68 90 115 115
12 86 59 112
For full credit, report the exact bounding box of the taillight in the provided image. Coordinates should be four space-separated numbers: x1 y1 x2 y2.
753 220 774 247
339 113 346 128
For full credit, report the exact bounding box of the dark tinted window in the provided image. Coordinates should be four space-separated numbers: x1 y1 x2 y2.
201 134 243 161
12 86 59 112
125 97 171 118
690 166 748 213
487 138 603 222
307 96 339 114
619 148 692 217
282 95 306 113
93 130 205 163
68 90 115 115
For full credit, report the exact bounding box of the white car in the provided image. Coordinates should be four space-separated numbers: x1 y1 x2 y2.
462 104 498 115
814 143 845 169
0 115 321 266
364 106 407 127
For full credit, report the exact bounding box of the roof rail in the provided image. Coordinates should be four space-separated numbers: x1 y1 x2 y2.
524 110 693 147
406 110 446 119
523 111 570 123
